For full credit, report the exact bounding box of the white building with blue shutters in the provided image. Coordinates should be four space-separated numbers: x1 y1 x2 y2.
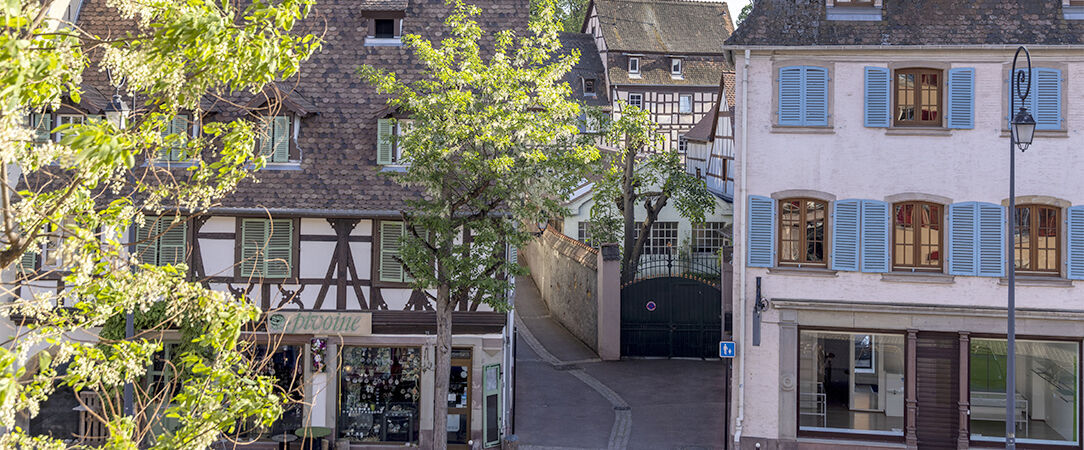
726 1 1084 449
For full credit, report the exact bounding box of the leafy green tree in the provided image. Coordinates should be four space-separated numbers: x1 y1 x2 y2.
531 0 589 32
360 1 596 447
0 0 318 446
737 2 753 25
588 104 716 284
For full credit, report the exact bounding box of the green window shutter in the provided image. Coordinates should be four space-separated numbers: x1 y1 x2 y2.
377 119 394 165
272 116 290 162
170 115 189 161
134 219 159 266
264 219 293 278
157 220 188 266
31 113 51 142
258 118 274 159
17 250 36 274
379 221 404 282
402 228 428 282
240 219 268 278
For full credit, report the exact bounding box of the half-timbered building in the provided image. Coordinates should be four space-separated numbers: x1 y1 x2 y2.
580 0 735 152
11 0 529 447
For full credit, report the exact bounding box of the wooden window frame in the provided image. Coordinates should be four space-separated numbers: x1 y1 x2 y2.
777 198 827 267
893 68 943 127
891 201 944 272
628 93 643 109
1014 204 1061 275
583 78 596 96
679 94 693 114
628 56 640 75
671 57 683 76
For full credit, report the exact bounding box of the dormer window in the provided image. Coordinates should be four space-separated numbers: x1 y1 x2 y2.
377 118 412 165
258 114 295 163
671 58 683 77
628 57 640 75
365 14 403 46
583 78 596 97
158 113 196 162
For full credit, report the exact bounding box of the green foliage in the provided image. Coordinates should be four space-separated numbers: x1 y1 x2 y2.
586 102 716 282
360 1 595 447
0 0 320 445
737 3 753 25
532 0 590 32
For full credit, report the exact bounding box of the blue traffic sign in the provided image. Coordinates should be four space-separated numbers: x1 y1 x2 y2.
719 341 736 358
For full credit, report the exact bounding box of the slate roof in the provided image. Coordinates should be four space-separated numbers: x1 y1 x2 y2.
727 0 1084 47
589 0 735 53
75 0 529 213
558 32 610 108
359 0 408 11
608 56 729 86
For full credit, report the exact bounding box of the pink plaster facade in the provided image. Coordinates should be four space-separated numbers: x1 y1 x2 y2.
729 48 1084 449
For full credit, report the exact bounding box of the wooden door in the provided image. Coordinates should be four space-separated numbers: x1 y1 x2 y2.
915 332 960 448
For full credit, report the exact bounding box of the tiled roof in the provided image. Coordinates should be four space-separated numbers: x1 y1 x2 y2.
608 56 728 86
727 0 1084 47
558 32 609 108
75 0 529 213
591 0 734 54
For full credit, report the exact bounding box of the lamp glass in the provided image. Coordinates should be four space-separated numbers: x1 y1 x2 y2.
104 95 130 128
1012 107 1036 148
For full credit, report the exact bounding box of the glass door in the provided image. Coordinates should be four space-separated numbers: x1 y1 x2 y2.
448 348 472 449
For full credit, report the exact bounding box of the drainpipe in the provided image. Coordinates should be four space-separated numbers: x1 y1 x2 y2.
733 48 750 449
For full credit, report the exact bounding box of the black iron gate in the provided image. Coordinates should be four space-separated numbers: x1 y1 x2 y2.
620 254 722 358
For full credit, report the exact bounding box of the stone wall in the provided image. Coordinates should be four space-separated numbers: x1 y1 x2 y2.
521 228 599 351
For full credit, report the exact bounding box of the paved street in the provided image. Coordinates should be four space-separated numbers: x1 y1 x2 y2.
513 276 727 450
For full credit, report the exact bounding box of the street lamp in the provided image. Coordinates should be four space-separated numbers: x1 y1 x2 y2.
103 94 130 129
1005 45 1035 450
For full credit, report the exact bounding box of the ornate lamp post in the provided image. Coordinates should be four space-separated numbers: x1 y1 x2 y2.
1006 45 1036 450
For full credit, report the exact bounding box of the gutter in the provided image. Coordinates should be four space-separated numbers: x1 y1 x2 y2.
205 207 404 218
722 44 1084 51
733 48 750 449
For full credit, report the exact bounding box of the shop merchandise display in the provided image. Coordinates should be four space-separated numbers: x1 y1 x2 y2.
339 347 421 443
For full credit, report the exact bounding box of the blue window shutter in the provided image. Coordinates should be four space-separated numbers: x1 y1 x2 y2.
831 199 860 271
946 68 975 129
778 67 804 126
976 203 1005 277
947 202 977 276
1067 206 1084 280
863 67 891 127
860 200 890 273
1034 68 1062 130
747 195 776 267
804 67 829 126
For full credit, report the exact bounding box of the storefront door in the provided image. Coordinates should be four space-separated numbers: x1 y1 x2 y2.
448 348 472 449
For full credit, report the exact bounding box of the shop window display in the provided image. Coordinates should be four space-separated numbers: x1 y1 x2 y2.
798 331 905 435
970 338 1078 445
448 348 472 446
235 345 303 440
339 347 421 443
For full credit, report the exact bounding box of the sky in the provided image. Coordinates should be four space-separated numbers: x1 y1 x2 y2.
726 0 751 25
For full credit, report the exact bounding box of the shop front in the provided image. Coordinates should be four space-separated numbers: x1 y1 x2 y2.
246 310 507 449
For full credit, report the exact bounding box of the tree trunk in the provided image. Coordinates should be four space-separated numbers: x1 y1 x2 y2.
432 284 452 450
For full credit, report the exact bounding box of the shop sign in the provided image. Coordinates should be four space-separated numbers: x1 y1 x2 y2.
267 311 373 336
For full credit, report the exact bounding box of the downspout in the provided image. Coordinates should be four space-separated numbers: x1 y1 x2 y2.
733 48 750 448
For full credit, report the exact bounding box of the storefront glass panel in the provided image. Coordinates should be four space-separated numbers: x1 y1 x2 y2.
448 348 472 447
236 344 303 441
969 338 1079 445
339 347 421 443
799 331 905 435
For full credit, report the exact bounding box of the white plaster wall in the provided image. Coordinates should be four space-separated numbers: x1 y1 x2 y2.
732 49 1084 441
562 189 734 246
199 238 235 278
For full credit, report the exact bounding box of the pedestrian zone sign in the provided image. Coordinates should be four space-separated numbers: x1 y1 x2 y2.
720 341 736 358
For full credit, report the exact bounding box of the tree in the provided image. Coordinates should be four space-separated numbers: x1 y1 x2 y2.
587 104 716 284
737 2 753 25
531 0 589 32
360 1 595 447
0 0 319 445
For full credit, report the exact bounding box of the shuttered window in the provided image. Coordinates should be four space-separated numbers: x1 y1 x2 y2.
863 67 891 127
17 249 36 274
860 200 890 273
133 216 188 267
56 114 84 142
1011 68 1063 130
947 202 1004 277
831 199 860 271
777 66 829 127
747 196 776 267
377 119 412 165
779 198 826 266
1013 204 1060 275
28 112 52 142
159 114 193 161
258 115 292 162
894 68 941 127
892 202 943 271
946 68 975 129
239 218 294 279
1066 206 1084 280
378 220 427 283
